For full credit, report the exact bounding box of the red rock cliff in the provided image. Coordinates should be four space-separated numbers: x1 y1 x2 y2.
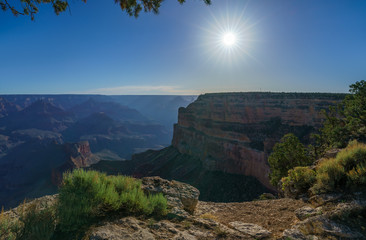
52 141 99 185
172 92 344 190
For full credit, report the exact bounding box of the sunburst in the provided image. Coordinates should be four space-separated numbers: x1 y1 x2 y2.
197 4 259 66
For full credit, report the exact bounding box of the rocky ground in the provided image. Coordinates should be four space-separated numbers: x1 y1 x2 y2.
2 177 366 240
85 192 366 240
195 199 308 239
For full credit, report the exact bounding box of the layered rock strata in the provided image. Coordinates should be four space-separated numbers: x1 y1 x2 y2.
172 92 344 189
52 141 99 185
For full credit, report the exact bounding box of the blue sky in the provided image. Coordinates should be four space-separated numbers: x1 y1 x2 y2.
0 0 365 94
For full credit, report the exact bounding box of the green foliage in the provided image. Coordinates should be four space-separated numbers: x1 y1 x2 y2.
57 169 167 233
320 80 366 149
148 193 168 217
312 158 345 194
311 141 366 194
0 0 74 20
0 208 20 240
17 202 56 240
282 167 316 197
268 133 313 186
57 170 106 232
0 201 55 240
0 170 167 238
0 0 211 20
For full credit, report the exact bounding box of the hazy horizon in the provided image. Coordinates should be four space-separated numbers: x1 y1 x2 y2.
0 90 350 96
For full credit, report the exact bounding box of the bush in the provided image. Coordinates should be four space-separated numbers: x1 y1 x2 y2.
18 202 56 240
320 80 366 148
268 133 313 186
57 170 107 232
312 158 345 194
339 141 366 187
0 208 20 240
0 201 55 240
311 141 366 194
148 193 168 217
282 167 316 198
57 169 167 233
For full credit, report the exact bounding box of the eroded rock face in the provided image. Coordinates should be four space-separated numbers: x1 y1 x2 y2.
172 92 344 189
52 141 99 185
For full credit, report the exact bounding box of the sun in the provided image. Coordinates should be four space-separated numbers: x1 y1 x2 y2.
198 5 257 66
222 32 237 46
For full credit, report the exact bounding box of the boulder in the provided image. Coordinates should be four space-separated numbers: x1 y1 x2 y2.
142 176 199 214
297 216 363 239
295 206 321 221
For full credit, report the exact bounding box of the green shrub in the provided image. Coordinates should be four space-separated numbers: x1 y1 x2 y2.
18 202 55 240
0 208 20 240
57 169 167 233
148 193 168 217
338 141 366 187
107 175 141 193
282 167 316 198
120 187 150 214
320 80 366 148
311 141 366 194
347 164 366 185
57 169 107 232
268 133 313 186
0 201 55 240
312 158 346 194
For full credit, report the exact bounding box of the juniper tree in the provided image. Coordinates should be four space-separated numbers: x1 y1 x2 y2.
0 0 211 20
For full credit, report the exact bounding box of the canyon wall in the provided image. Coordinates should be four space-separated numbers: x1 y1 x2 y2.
172 92 345 189
52 141 99 185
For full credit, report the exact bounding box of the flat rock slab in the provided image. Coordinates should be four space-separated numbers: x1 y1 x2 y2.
89 224 155 240
229 221 271 239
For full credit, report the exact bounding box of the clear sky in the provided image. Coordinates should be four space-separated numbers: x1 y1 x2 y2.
0 0 365 95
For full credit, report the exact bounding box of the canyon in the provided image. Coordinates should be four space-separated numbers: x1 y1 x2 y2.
95 92 345 200
172 92 345 189
0 92 346 207
0 95 194 208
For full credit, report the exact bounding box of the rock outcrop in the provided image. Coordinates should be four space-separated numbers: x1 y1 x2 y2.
172 92 344 189
142 176 200 215
282 193 366 239
52 141 99 185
